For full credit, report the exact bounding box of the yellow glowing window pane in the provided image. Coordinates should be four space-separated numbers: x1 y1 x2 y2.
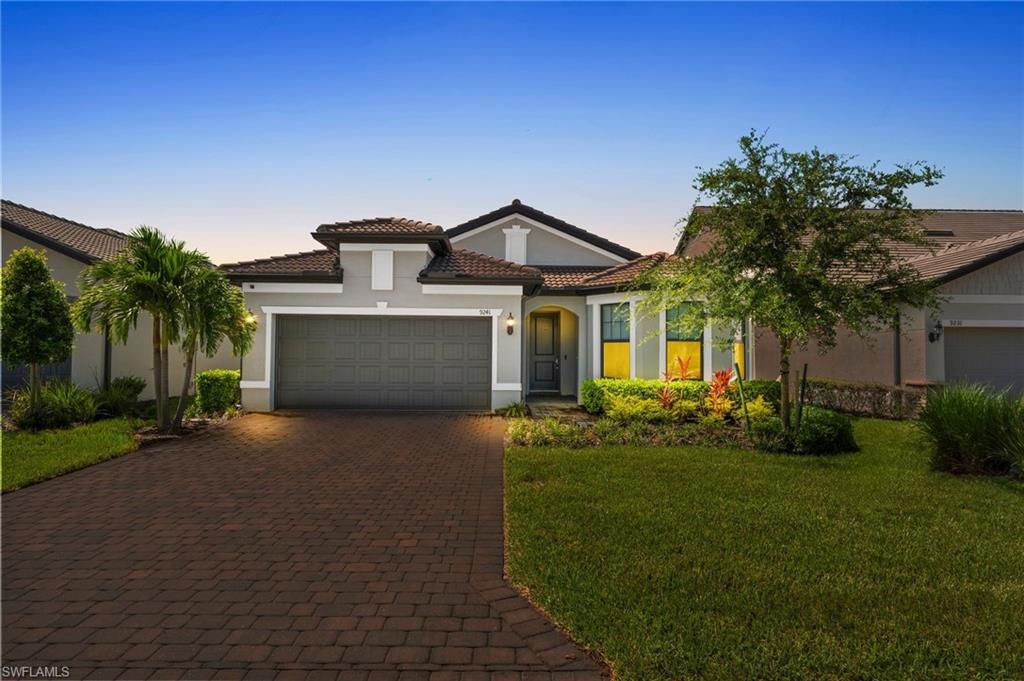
666 340 702 378
733 341 746 379
602 342 630 379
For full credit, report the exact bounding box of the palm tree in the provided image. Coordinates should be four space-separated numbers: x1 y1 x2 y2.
171 270 254 430
73 228 246 430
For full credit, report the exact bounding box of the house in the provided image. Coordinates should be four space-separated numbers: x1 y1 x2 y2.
677 208 1024 393
221 199 742 411
1 200 238 398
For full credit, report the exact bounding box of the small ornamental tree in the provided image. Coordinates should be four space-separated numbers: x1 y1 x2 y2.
636 131 942 430
0 247 75 410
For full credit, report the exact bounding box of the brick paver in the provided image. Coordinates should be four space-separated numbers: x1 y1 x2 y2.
2 413 605 680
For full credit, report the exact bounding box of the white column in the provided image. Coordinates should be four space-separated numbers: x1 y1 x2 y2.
503 224 530 264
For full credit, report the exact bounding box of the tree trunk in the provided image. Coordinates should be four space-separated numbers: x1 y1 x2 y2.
29 362 41 413
152 315 165 429
172 348 195 432
159 320 171 431
779 338 792 431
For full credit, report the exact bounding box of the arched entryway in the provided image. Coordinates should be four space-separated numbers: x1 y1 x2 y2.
524 300 585 400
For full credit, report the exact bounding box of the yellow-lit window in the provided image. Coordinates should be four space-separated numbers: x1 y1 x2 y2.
665 304 702 379
601 303 630 378
733 322 748 379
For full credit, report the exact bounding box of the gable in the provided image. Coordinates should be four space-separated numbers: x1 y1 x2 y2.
449 214 626 266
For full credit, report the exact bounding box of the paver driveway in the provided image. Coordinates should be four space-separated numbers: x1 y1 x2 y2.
2 413 605 681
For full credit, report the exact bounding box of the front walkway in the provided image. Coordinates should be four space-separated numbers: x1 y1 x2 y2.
2 413 604 680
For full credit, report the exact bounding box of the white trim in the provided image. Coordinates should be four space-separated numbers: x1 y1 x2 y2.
502 224 530 264
585 292 633 305
702 321 713 381
493 382 523 392
337 243 431 253
371 250 394 291
628 298 637 379
941 319 1024 328
240 306 516 393
945 295 1024 304
421 284 524 296
658 309 666 377
591 303 601 378
261 306 501 317
450 213 629 263
242 282 343 293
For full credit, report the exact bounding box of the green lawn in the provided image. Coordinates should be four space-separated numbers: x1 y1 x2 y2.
1 417 141 492
506 419 1024 681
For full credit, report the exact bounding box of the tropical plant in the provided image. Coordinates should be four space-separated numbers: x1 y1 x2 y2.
664 355 697 381
94 375 147 418
708 369 734 417
919 383 1024 477
171 270 254 429
502 401 530 418
655 384 677 410
7 380 97 430
636 131 942 430
0 248 74 420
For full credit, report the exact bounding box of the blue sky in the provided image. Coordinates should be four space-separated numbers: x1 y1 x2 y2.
3 2 1022 263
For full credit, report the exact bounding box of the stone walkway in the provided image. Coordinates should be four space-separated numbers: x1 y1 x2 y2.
2 412 605 680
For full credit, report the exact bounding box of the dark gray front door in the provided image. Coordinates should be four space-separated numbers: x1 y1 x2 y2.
530 312 560 392
275 315 491 410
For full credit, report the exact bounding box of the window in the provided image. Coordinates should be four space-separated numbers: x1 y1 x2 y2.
665 304 702 379
601 303 630 378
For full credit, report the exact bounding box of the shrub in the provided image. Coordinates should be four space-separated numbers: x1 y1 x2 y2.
193 369 240 416
581 378 709 414
94 375 147 418
919 383 1024 477
740 380 781 409
671 399 701 422
8 380 97 430
736 394 775 422
605 394 672 423
751 407 856 456
502 401 530 418
507 418 592 448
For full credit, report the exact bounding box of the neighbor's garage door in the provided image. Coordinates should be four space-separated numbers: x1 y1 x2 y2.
944 327 1024 394
275 315 491 410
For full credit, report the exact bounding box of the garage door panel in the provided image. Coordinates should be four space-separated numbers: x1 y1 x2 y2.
276 315 492 410
945 328 1024 394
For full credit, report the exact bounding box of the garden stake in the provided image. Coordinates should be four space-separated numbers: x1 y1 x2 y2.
795 363 809 432
734 361 751 436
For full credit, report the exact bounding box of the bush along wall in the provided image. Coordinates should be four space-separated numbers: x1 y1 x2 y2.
194 369 241 416
803 378 928 419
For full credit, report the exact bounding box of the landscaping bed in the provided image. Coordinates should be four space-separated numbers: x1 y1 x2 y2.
505 418 1024 680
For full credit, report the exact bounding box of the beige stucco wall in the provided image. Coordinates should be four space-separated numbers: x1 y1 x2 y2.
2 228 240 399
239 248 525 411
450 215 623 266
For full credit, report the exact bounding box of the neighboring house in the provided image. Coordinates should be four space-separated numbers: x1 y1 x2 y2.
677 208 1024 393
222 199 745 412
1 200 238 398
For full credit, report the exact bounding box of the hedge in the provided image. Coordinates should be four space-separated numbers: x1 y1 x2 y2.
581 378 709 414
194 369 240 416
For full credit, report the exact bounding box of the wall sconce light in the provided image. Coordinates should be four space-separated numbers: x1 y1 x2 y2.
505 312 516 335
928 320 943 343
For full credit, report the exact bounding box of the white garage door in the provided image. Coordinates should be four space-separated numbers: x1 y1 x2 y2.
944 327 1024 394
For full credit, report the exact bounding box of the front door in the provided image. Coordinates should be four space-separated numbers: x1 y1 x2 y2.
530 313 560 392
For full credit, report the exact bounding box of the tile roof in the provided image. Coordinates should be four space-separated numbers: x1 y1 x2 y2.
576 253 670 290
317 217 444 235
220 249 339 279
2 199 126 262
419 248 542 283
447 199 642 261
676 207 1024 283
534 265 610 290
906 228 1024 282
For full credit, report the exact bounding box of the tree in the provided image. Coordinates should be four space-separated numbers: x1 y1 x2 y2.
636 131 942 430
0 247 75 412
170 268 254 430
74 227 195 430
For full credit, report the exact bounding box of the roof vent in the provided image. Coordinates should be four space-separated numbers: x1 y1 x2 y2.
925 229 955 237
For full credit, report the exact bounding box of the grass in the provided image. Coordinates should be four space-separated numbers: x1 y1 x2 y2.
505 419 1024 681
1 417 142 492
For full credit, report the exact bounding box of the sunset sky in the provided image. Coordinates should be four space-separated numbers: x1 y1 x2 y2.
3 1 1022 264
